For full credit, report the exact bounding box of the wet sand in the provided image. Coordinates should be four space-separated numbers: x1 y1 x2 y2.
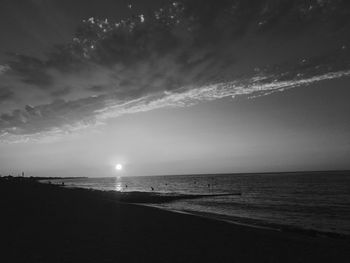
1 178 349 263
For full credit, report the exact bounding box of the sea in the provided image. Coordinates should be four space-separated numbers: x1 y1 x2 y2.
52 171 350 237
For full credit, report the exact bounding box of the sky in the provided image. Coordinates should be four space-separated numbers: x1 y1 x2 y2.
0 0 350 177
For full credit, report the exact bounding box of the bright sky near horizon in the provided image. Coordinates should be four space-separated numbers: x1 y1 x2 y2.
0 0 350 177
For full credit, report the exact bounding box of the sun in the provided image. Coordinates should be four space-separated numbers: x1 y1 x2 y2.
115 164 123 171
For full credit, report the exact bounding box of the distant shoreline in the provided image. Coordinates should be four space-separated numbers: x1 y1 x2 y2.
21 169 350 180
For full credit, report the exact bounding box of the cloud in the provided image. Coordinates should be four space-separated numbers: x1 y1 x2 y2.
95 69 350 118
1 0 350 142
0 65 11 75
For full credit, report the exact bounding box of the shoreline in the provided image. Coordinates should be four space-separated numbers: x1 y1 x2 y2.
1 178 350 262
148 205 350 240
45 180 350 240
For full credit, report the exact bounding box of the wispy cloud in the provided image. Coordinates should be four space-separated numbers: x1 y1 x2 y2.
0 65 10 75
2 69 350 143
1 0 350 142
97 70 350 120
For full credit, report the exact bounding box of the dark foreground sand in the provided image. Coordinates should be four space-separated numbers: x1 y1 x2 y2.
1 179 349 263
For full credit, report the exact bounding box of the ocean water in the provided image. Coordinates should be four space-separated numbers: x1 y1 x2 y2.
55 171 350 236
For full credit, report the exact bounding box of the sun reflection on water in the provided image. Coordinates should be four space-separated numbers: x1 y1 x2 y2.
115 177 123 192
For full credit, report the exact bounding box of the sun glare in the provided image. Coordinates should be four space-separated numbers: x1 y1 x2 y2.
115 164 123 171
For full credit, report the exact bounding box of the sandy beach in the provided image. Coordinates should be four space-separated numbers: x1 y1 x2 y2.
1 178 349 263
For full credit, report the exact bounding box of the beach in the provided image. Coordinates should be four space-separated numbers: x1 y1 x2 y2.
1 178 350 263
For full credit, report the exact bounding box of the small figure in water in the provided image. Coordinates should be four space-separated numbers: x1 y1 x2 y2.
62 182 65 186
125 184 128 188
207 183 210 188
151 187 154 191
